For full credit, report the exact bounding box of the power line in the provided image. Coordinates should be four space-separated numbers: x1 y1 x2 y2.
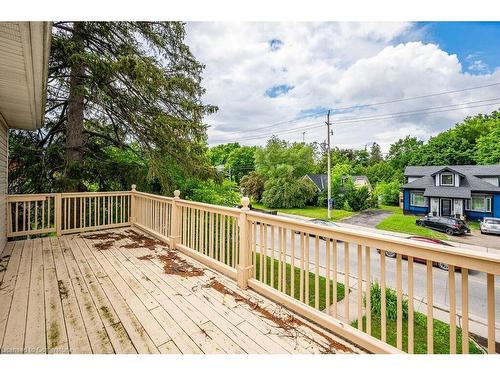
209 99 500 144
331 97 500 124
327 82 500 112
209 81 500 137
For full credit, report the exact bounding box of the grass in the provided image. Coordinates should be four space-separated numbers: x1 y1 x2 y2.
352 311 483 354
467 221 481 231
375 205 448 240
254 253 345 311
252 202 353 221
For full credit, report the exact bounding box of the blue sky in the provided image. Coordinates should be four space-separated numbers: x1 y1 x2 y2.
186 22 500 150
417 22 500 74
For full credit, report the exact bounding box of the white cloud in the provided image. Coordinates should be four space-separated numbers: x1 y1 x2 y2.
185 22 500 152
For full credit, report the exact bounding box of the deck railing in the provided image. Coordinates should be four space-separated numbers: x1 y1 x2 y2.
6 187 500 354
7 191 131 237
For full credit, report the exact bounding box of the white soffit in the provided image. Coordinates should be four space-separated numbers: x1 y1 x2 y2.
0 22 51 130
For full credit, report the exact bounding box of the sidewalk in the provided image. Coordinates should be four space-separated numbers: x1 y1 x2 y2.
324 276 500 349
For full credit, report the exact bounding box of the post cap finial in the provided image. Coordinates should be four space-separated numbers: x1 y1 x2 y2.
241 196 250 210
174 190 180 198
131 184 137 191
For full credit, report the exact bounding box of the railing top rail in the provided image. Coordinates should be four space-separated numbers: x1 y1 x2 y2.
246 210 500 274
61 191 131 197
176 198 241 216
132 191 173 202
7 193 57 201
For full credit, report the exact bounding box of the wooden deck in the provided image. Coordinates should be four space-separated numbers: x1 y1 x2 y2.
0 227 362 354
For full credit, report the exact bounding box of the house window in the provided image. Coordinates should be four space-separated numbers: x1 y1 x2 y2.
470 195 492 212
410 191 427 207
440 173 454 186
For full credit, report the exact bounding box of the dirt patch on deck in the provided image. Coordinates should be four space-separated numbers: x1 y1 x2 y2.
158 251 205 277
207 280 353 354
82 229 165 251
137 250 205 277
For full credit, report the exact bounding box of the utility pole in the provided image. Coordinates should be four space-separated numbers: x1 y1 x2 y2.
326 110 332 219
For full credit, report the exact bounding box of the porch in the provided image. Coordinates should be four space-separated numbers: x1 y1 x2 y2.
0 228 361 354
2 188 499 354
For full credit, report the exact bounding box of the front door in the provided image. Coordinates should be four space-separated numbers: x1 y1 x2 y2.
441 199 452 216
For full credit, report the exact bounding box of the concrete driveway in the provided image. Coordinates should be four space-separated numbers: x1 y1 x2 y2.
449 230 500 251
338 209 392 228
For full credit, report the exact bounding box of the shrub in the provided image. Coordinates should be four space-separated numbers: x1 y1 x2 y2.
374 180 401 206
240 171 265 201
345 185 372 211
261 177 317 208
185 179 240 206
367 281 408 320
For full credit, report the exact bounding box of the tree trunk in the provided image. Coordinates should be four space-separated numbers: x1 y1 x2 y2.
66 22 85 164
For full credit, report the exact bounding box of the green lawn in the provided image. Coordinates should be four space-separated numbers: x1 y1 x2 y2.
254 253 345 311
352 311 482 354
375 205 448 240
252 203 353 221
468 221 481 231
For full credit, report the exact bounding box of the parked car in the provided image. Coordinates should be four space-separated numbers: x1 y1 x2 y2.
415 215 470 235
480 217 500 235
295 219 340 240
380 236 458 271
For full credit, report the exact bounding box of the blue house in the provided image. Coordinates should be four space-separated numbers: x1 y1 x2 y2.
402 165 500 220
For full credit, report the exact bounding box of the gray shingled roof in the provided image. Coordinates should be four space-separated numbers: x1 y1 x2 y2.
405 165 500 177
423 187 471 199
403 164 500 195
304 174 328 191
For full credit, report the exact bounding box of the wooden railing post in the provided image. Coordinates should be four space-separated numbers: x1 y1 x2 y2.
237 197 252 289
169 190 181 250
55 193 62 236
130 184 137 225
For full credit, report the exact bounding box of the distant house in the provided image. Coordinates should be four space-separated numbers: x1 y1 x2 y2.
402 165 500 220
303 174 328 192
303 174 371 192
352 175 372 191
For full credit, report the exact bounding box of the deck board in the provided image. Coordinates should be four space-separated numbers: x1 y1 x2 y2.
0 227 362 354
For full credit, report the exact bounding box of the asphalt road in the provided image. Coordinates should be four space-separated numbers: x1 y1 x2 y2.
252 225 500 322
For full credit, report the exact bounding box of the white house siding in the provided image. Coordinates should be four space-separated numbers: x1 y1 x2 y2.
430 198 439 215
0 118 7 250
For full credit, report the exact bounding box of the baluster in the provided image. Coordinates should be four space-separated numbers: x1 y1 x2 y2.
252 221 257 277
326 238 331 309
232 218 236 268
259 222 264 282
34 201 38 230
449 265 457 354
263 222 268 284
271 226 275 288
380 249 387 342
344 241 350 322
290 229 295 298
487 273 496 354
278 227 283 293
282 228 287 294
299 232 305 303
332 240 338 318
305 234 310 305
408 256 414 354
27 201 30 232
73 196 77 229
357 244 363 330
315 235 320 310
396 253 403 350
365 247 371 335
426 260 434 354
